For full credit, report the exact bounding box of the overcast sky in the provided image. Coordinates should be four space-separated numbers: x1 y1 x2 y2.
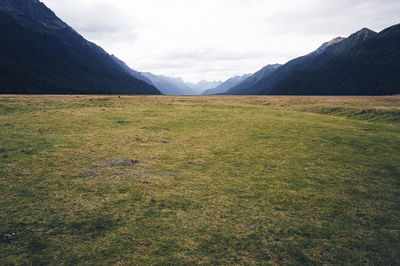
42 0 400 83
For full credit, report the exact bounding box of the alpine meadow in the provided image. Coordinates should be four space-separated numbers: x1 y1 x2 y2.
1 0 400 265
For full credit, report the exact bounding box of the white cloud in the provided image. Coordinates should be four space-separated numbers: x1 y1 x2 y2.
42 0 400 82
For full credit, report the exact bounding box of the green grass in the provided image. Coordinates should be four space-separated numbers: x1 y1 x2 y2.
0 95 399 265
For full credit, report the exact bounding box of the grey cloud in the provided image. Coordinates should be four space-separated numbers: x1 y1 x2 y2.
41 0 400 82
263 0 400 36
160 49 265 61
43 0 140 40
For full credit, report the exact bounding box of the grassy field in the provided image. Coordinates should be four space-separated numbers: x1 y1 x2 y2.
0 95 399 265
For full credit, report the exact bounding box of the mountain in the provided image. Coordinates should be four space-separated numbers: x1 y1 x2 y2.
194 80 222 94
270 24 400 95
141 73 194 95
0 0 160 94
202 74 251 95
225 28 377 95
225 64 281 94
141 73 221 95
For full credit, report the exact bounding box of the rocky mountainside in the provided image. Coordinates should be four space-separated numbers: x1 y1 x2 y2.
270 24 400 95
0 0 160 94
0 0 68 31
225 28 377 95
225 64 281 94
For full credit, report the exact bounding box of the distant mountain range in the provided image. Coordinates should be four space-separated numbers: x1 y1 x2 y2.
202 74 251 95
142 73 194 95
194 80 223 94
0 0 160 94
222 25 400 95
141 73 222 95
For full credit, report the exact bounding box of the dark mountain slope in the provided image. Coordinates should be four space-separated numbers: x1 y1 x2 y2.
0 0 67 31
225 64 281 95
271 24 400 95
0 0 160 94
226 28 377 95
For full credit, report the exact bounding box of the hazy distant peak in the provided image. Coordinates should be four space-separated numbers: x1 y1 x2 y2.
195 80 223 91
174 77 186 83
202 74 252 95
197 79 222 85
140 73 222 95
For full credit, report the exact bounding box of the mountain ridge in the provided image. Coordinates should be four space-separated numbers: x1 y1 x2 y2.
270 24 400 95
202 74 251 95
224 64 281 94
111 55 154 86
141 73 222 95
0 0 161 95
225 28 378 95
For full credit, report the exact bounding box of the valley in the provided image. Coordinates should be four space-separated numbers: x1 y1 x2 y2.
1 95 399 265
